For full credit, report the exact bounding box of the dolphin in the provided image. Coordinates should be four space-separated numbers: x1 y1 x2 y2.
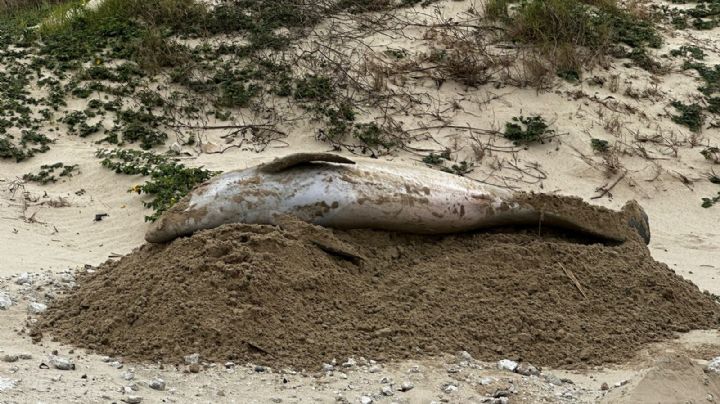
145 153 650 244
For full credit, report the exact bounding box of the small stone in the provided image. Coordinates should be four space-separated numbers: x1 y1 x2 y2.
494 398 509 404
50 356 75 370
184 353 199 365
342 358 356 368
122 396 142 404
360 396 373 404
479 377 495 385
368 365 381 373
442 383 458 394
271 398 282 403
613 380 628 388
515 363 539 376
27 302 47 314
1 355 18 363
381 385 393 396
497 359 518 372
15 272 31 285
708 394 714 402
380 377 391 384
399 381 414 392
323 363 334 372
457 351 474 362
254 365 267 373
149 378 166 391
121 371 134 381
337 372 348 379
544 374 563 386
408 365 420 373
127 382 139 391
18 354 32 360
0 293 12 310
217 390 225 397
447 365 461 374
188 364 201 373
601 382 609 391
110 361 123 369
224 361 235 369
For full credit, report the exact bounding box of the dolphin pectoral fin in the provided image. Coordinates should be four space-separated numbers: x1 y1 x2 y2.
258 153 355 173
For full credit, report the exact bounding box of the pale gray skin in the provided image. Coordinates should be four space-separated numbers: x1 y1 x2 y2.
145 153 650 244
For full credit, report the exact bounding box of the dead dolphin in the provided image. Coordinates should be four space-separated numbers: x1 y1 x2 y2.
145 153 650 244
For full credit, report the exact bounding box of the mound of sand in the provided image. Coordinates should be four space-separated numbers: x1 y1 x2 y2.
36 198 720 370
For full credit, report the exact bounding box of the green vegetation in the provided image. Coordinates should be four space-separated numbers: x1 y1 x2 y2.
23 162 78 184
484 0 662 75
503 116 555 145
591 138 610 153
670 101 704 132
96 148 220 221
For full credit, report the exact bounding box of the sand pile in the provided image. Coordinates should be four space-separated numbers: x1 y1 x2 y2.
36 200 720 370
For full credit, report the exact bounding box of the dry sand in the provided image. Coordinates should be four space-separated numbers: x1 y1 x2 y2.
2 0 720 402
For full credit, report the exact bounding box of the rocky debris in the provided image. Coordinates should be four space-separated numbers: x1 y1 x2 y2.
15 272 31 285
1 354 18 363
122 395 142 404
614 379 629 388
515 363 539 376
323 363 335 372
442 382 458 394
224 361 235 369
121 371 135 381
18 354 32 360
368 365 381 373
342 358 357 368
458 351 474 362
148 378 166 391
27 302 48 315
50 356 75 370
707 357 720 373
0 293 12 310
359 395 373 404
381 385 393 396
479 377 496 385
497 359 518 372
601 382 609 390
399 381 414 392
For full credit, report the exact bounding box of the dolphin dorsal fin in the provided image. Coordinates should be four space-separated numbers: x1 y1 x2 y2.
258 153 356 173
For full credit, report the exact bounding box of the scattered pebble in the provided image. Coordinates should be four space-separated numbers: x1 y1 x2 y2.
442 382 458 394
359 395 373 404
457 351 474 362
342 358 356 368
399 381 414 392
497 359 518 372
515 363 539 376
544 374 563 386
368 364 381 373
601 382 609 391
480 377 495 385
50 356 75 371
613 380 628 388
381 385 393 396
0 293 11 310
121 371 135 381
323 363 334 372
1 354 18 363
149 378 166 391
122 395 142 404
15 272 31 285
27 302 48 314
224 361 235 369
184 353 199 365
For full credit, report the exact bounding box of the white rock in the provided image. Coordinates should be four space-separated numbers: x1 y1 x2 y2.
122 396 142 404
442 383 458 394
368 365 381 373
322 363 334 372
0 377 17 392
457 351 474 362
149 378 165 391
359 396 373 404
184 353 199 365
15 272 31 285
479 377 495 385
121 371 134 381
28 302 47 314
0 293 12 310
497 359 518 372
707 357 720 373
381 385 393 396
342 358 356 368
399 382 414 392
50 356 75 370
